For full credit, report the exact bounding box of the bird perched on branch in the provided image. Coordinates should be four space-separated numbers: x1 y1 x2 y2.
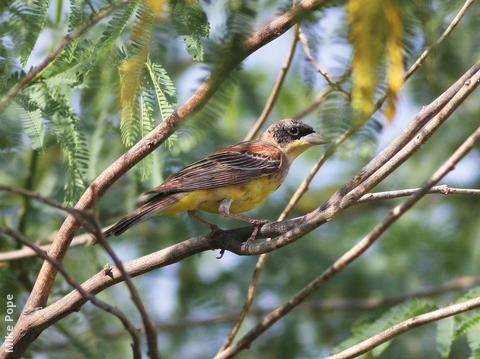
104 119 326 240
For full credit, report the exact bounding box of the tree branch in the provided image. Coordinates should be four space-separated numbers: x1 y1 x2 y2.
89 190 161 359
0 227 142 359
357 185 480 203
244 24 300 141
327 296 480 359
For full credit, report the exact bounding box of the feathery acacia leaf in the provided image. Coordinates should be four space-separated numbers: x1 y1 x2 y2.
347 0 403 123
139 87 156 179
333 300 436 357
18 0 52 66
145 58 177 121
436 317 454 358
98 0 141 50
15 91 46 150
43 86 89 205
171 0 209 62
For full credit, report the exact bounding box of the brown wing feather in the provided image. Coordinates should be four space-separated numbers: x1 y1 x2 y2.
142 140 287 197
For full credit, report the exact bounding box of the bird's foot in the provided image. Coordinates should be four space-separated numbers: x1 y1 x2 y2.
246 219 271 243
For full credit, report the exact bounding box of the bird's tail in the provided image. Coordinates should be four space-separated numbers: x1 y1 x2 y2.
104 192 186 237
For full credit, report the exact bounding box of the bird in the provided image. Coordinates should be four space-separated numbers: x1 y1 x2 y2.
104 119 327 240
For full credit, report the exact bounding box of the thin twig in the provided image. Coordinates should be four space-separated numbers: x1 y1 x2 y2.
291 87 333 120
214 123 480 359
357 184 480 202
244 25 301 141
404 0 476 81
299 31 350 98
288 0 478 219
0 0 131 112
328 296 480 359
89 188 161 359
0 185 93 231
0 227 142 359
0 233 95 263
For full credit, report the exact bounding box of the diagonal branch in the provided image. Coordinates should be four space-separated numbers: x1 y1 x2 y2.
89 189 161 359
328 296 480 359
244 24 301 141
0 227 142 359
357 185 480 202
34 276 479 351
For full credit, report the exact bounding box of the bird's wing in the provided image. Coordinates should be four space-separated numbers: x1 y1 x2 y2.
142 141 287 196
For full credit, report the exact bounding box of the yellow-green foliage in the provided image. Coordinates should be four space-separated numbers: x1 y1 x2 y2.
347 0 404 123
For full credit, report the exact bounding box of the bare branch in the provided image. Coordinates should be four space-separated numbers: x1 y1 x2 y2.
0 233 95 263
89 189 161 359
328 296 480 359
298 31 350 97
0 185 94 232
244 24 300 141
357 185 480 202
404 0 476 81
0 227 142 359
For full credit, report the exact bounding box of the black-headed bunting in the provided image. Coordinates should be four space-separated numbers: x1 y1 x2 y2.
104 119 327 242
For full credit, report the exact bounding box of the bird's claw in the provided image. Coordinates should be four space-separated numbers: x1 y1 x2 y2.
216 249 225 259
246 219 271 243
204 225 225 259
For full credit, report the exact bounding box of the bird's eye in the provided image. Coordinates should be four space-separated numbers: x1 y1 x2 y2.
288 127 300 137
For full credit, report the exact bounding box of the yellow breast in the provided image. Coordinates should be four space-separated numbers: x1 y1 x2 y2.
156 175 282 216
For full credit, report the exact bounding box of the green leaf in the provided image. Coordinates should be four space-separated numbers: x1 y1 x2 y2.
98 0 141 50
20 0 53 65
436 317 454 358
145 59 177 121
183 35 204 62
139 88 156 179
467 323 480 359
171 0 209 62
455 316 480 339
43 86 88 205
332 300 436 357
15 92 45 150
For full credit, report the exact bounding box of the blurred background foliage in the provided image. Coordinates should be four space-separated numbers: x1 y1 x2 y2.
1 0 480 358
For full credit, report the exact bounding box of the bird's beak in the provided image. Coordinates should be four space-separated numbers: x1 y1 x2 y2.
301 132 328 145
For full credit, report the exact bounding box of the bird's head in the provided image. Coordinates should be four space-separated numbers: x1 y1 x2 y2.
260 119 327 161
